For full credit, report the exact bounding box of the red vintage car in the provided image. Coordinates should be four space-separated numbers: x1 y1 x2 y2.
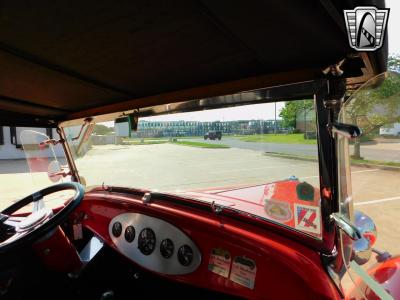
0 1 399 299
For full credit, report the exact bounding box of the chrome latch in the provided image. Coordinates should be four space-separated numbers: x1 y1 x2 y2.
142 192 152 204
330 212 362 240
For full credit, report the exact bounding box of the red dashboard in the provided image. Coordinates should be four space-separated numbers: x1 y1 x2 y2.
70 188 341 300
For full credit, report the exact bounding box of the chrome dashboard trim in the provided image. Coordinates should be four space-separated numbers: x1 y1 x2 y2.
109 213 201 275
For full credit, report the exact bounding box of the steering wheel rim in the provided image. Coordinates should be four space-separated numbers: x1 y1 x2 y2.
0 182 84 254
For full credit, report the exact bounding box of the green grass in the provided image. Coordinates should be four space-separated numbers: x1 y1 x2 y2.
123 138 168 145
236 134 317 144
172 141 230 149
350 158 400 168
121 137 230 148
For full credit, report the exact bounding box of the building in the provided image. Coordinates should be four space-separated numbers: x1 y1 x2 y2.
295 109 316 133
117 119 284 138
0 126 64 160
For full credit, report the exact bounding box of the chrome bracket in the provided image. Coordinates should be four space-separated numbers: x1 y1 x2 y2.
331 213 362 240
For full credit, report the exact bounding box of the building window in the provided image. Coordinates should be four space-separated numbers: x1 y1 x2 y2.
0 127 3 145
46 128 53 139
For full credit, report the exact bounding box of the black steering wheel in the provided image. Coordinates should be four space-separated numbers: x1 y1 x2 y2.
0 182 84 254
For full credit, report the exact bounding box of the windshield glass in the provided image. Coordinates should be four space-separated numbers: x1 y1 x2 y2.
64 100 323 238
0 127 72 213
338 72 400 298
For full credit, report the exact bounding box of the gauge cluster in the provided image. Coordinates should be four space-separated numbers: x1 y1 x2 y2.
109 213 201 275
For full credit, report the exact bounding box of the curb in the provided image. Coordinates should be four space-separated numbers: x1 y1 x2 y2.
264 152 400 172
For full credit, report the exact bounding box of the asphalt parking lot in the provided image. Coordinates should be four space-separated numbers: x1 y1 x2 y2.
1 142 399 287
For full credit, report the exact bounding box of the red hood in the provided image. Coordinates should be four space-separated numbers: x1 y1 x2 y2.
179 179 322 238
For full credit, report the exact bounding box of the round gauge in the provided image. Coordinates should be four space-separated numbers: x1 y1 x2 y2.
160 238 174 259
111 221 122 237
177 245 193 266
124 225 135 243
138 228 156 255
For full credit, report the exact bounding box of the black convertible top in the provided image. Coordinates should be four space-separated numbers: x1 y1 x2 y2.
0 0 388 126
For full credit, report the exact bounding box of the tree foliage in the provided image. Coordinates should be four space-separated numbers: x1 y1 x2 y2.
279 100 313 128
388 54 400 72
342 71 400 136
93 124 114 135
341 67 400 158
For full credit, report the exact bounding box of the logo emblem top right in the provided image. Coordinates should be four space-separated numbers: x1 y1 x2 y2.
344 6 389 51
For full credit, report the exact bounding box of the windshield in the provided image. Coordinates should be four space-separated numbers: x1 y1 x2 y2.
64 100 323 239
337 72 400 298
0 128 73 213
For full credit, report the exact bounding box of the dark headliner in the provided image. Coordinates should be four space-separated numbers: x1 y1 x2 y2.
0 0 388 125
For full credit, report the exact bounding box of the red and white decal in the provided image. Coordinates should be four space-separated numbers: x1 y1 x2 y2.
230 256 257 289
208 248 231 278
263 183 276 201
294 204 321 234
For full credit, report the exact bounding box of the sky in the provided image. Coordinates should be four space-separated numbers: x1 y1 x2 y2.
142 102 285 122
106 2 398 125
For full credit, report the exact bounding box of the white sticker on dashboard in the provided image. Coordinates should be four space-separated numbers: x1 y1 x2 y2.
229 256 256 289
208 248 231 278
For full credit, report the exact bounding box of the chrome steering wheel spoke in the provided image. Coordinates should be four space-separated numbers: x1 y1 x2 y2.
32 192 45 212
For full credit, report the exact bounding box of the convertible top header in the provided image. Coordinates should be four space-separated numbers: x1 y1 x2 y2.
0 0 388 126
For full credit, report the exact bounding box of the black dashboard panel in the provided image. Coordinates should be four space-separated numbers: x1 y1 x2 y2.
109 213 201 275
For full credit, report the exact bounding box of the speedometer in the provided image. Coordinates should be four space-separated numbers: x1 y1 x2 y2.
138 228 156 255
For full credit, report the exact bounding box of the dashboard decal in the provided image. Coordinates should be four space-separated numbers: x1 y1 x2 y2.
264 199 292 222
294 204 321 235
208 248 231 278
230 256 257 289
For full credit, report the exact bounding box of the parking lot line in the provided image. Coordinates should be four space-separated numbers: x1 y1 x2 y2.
355 196 400 206
351 169 379 174
209 163 310 174
300 168 380 180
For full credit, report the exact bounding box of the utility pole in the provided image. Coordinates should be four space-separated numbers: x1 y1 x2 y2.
304 101 308 139
274 102 277 134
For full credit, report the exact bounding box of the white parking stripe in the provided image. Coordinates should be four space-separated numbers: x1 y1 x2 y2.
300 168 380 180
355 196 400 206
351 168 379 174
209 163 310 174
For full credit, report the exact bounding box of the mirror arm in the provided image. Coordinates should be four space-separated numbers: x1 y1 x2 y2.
72 117 94 141
328 122 362 139
39 138 65 148
48 170 72 180
331 212 362 240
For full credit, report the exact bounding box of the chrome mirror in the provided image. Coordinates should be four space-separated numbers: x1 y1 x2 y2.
352 210 377 265
47 160 63 183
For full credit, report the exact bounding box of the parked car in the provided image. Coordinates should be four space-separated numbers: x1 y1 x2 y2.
0 2 398 300
204 130 222 140
380 123 400 136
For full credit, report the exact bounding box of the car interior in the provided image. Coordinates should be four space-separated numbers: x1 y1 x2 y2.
0 1 390 299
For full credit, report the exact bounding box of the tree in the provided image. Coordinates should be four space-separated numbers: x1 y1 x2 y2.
93 124 114 135
279 100 313 129
388 54 400 72
342 67 400 159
